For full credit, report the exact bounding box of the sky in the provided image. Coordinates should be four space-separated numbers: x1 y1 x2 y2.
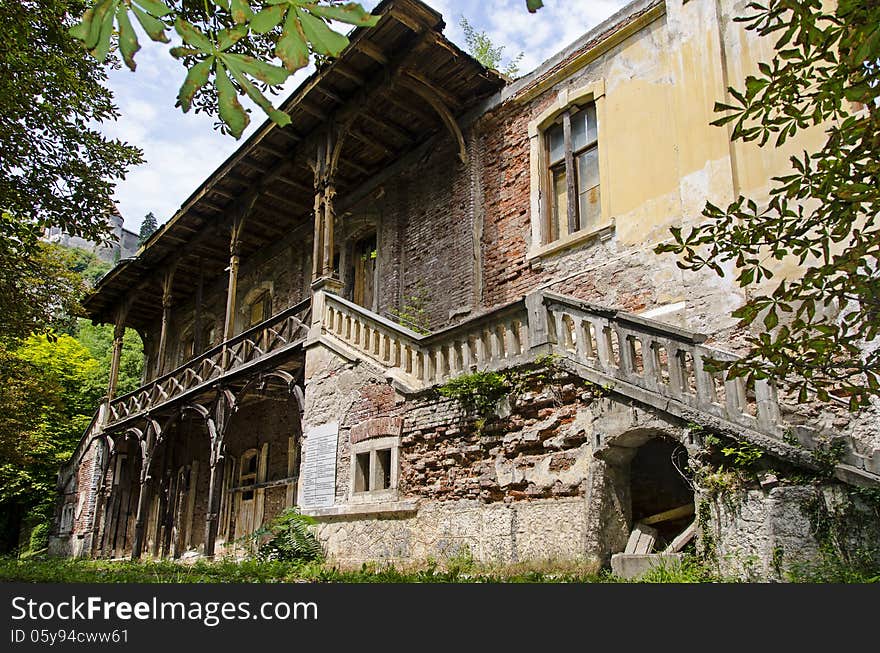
101 0 631 232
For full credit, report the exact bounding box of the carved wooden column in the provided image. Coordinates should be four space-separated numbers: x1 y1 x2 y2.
311 124 345 294
222 199 256 347
107 296 133 401
193 261 204 353
156 262 179 376
203 392 232 557
130 424 156 560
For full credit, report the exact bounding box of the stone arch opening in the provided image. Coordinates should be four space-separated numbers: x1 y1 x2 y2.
628 436 694 547
592 426 696 559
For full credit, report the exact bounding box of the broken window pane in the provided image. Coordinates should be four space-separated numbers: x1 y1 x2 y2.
577 146 600 229
354 452 370 493
547 121 565 164
550 166 567 241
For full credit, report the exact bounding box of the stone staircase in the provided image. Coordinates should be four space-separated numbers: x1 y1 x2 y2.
315 289 880 488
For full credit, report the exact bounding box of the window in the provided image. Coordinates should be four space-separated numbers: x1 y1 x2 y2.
544 103 600 243
202 324 216 351
248 291 272 328
350 435 399 502
239 451 258 501
527 81 608 258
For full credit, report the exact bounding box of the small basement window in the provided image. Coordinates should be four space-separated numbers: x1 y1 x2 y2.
349 435 399 501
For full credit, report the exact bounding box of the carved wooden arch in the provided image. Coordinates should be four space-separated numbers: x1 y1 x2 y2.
396 73 468 165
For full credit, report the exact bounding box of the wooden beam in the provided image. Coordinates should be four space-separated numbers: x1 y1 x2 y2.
403 69 459 107
348 126 393 158
333 62 365 86
641 504 695 526
298 102 327 120
338 156 372 177
256 143 291 160
396 75 468 164
277 176 313 195
275 128 302 143
315 85 344 105
360 110 415 145
355 40 388 65
265 189 309 211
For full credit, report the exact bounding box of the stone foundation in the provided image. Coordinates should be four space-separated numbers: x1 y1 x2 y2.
315 497 591 566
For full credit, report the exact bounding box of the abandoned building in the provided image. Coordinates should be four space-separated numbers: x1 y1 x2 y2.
51 0 880 579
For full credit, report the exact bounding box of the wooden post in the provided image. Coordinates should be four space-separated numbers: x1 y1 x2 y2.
129 428 155 560
311 125 344 291
194 261 204 353
204 394 229 558
156 263 178 376
223 198 256 346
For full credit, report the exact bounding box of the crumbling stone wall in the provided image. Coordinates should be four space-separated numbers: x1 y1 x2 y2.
701 484 880 581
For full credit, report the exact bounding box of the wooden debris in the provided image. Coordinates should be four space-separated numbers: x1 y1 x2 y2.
624 522 658 554
641 503 694 526
663 520 697 553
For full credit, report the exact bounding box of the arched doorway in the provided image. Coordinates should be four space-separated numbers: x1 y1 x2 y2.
628 437 694 548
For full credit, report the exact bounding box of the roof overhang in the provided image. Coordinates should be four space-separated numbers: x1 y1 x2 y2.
84 0 505 330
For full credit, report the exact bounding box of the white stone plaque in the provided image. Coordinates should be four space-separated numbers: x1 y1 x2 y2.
300 422 338 508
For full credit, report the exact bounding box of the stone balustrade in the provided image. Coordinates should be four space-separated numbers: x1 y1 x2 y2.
318 290 880 482
322 293 531 389
540 292 782 435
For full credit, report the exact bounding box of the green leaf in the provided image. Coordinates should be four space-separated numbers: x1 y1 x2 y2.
177 59 214 113
217 24 249 51
230 0 255 25
251 5 287 34
296 7 349 56
90 0 118 62
222 53 290 86
215 62 250 139
69 4 96 44
763 309 778 330
527 0 544 12
308 3 380 27
276 9 310 71
133 0 172 17
116 4 141 71
175 19 215 53
73 0 116 50
222 58 292 129
131 5 170 43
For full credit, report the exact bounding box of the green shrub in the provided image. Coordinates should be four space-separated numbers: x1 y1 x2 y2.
28 522 50 552
249 507 323 563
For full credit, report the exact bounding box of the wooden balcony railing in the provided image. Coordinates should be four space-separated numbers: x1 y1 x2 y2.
105 300 311 427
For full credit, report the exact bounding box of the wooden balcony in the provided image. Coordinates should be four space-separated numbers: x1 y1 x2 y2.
105 300 311 430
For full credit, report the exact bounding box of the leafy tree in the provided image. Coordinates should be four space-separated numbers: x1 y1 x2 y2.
0 335 104 551
138 211 159 246
76 319 144 396
1 0 143 245
459 16 523 78
0 223 89 343
65 246 113 288
70 1 543 137
656 0 880 409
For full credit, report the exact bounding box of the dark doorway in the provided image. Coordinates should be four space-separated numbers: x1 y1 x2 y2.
629 437 694 547
352 233 377 311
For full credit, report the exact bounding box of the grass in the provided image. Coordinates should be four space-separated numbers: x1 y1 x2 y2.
0 554 736 584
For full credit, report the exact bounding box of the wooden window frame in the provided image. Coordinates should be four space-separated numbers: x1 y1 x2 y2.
527 81 612 260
